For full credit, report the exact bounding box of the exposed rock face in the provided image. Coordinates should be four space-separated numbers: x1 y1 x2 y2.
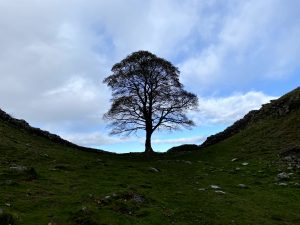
0 108 110 154
201 87 300 148
280 146 300 169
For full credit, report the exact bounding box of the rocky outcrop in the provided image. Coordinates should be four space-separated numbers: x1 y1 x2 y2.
201 87 300 148
0 108 111 154
167 144 199 153
280 146 300 169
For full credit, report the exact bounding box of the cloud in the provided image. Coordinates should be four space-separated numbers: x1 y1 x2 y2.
63 131 130 147
152 136 206 145
192 91 277 126
0 0 298 152
0 1 113 135
180 0 300 91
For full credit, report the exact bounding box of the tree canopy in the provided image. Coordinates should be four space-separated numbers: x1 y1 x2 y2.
103 51 198 153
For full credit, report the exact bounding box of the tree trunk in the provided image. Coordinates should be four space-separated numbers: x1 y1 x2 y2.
145 130 153 154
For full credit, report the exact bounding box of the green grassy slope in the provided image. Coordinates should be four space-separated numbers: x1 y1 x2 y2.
1 88 300 225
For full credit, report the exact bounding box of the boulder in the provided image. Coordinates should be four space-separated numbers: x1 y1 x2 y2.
210 185 221 190
277 172 290 180
149 167 160 173
238 184 248 189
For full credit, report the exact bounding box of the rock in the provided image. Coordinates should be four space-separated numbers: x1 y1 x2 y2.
9 165 28 172
241 162 249 166
293 182 300 187
198 188 206 191
167 144 199 153
277 172 290 180
5 203 11 207
231 158 238 162
278 182 288 186
210 185 221 190
284 156 293 161
238 184 248 189
40 153 49 158
149 167 160 173
183 160 192 165
215 190 226 194
132 193 144 203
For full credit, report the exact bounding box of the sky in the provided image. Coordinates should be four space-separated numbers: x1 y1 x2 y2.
0 0 300 153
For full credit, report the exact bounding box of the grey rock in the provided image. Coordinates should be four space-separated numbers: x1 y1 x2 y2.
293 182 300 187
278 182 288 186
132 193 144 203
231 158 238 162
149 167 160 173
210 185 221 190
238 184 248 189
183 160 192 165
241 162 249 166
284 156 293 161
215 190 226 194
277 172 290 180
198 188 206 191
9 165 27 172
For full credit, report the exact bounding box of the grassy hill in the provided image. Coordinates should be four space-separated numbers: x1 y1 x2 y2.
1 88 300 225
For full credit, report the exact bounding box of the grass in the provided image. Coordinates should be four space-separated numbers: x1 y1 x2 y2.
1 109 300 224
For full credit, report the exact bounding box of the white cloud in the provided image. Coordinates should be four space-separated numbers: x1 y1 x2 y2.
152 136 206 145
192 91 277 126
63 131 130 147
0 0 298 152
180 0 300 90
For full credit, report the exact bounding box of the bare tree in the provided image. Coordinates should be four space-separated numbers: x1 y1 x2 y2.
103 51 198 153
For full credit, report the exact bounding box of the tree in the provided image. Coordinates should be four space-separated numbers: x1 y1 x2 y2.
103 51 198 154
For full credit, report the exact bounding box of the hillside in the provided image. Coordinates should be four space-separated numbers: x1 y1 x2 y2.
1 87 300 225
0 109 108 154
201 87 300 149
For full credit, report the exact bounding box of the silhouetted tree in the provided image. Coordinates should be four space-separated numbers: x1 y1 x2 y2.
103 51 198 154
